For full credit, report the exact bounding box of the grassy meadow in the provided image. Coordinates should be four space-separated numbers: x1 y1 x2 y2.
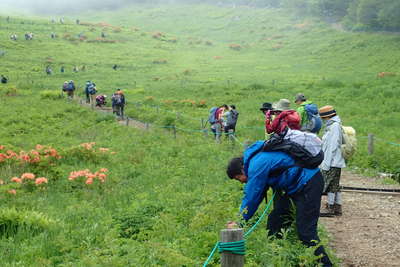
0 3 399 266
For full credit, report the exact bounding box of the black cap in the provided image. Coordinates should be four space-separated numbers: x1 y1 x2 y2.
260 102 273 111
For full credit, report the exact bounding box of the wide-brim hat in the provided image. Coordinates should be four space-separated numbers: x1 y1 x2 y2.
272 99 291 111
319 105 336 118
260 102 272 111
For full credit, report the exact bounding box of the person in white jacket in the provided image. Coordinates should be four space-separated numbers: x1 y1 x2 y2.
319 105 346 216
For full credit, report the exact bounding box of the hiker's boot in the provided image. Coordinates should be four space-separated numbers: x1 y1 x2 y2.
334 204 342 216
320 203 335 217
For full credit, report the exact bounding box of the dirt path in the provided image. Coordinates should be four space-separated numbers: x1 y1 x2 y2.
321 171 400 267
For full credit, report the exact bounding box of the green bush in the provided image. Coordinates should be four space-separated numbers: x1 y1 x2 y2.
40 90 63 100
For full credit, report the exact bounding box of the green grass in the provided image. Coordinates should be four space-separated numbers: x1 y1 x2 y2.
0 3 399 265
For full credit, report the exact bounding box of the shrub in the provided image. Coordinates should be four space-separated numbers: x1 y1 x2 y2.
40 90 63 100
229 44 242 51
0 208 55 238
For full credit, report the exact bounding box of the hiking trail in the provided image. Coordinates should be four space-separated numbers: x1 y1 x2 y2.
321 170 400 267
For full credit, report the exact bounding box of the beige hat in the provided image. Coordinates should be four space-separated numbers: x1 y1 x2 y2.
319 105 336 118
272 99 291 111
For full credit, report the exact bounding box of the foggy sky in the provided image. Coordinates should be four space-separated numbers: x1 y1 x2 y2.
0 0 138 15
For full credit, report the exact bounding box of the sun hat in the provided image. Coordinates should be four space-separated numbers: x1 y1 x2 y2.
272 99 291 111
260 102 273 111
295 93 306 103
319 105 336 118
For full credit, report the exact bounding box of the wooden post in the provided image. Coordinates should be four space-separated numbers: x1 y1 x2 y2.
220 228 244 267
173 125 177 139
368 134 374 155
201 118 204 129
145 123 149 130
156 106 159 113
126 117 129 126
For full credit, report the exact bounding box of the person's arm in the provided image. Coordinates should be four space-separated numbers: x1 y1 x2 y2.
239 166 270 221
321 123 341 171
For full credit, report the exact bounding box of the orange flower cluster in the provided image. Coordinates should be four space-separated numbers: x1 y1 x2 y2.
68 168 108 185
80 142 96 150
9 173 48 193
0 144 61 164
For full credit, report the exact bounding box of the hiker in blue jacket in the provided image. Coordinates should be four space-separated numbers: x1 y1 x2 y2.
226 119 332 267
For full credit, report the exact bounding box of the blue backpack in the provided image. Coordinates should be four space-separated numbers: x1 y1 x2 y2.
304 103 322 133
208 107 218 124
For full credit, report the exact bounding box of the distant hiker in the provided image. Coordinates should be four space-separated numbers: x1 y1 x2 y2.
6 16 10 23
81 65 86 72
226 126 332 266
85 81 97 104
101 32 106 38
208 104 228 143
111 89 126 119
45 66 52 75
265 99 300 135
60 66 65 73
10 34 17 41
24 32 33 40
95 95 107 108
62 81 68 92
295 93 322 134
223 105 239 137
76 19 80 25
112 64 118 70
64 80 76 99
51 32 56 39
73 66 79 73
1 75 8 84
319 105 346 216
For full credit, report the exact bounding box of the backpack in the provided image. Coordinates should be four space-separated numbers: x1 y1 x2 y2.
67 82 75 91
88 84 97 95
62 83 68 91
341 126 357 160
303 103 322 133
263 132 324 169
113 94 123 106
208 107 218 124
231 110 239 124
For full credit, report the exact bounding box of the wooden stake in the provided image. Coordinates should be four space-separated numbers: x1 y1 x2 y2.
368 134 374 155
220 228 244 267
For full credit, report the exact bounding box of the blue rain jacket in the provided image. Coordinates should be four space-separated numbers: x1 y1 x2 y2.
240 141 319 221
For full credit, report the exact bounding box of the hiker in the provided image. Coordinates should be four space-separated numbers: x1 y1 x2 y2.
50 33 56 39
112 64 118 70
81 65 86 72
96 95 107 107
66 80 76 99
85 81 97 104
223 105 239 138
73 66 79 73
111 89 126 119
76 19 80 25
45 66 52 75
60 66 65 73
1 75 8 84
209 104 228 143
295 93 322 134
6 16 10 23
10 34 17 41
61 81 68 93
319 105 346 216
226 117 332 267
265 99 299 135
101 32 106 38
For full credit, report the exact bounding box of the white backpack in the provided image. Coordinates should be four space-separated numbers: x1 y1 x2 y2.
341 126 357 160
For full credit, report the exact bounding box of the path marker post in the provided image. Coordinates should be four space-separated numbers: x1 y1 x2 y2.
368 133 374 155
220 228 244 267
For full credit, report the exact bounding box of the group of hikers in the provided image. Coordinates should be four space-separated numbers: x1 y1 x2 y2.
208 104 239 142
225 93 351 267
61 80 126 118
